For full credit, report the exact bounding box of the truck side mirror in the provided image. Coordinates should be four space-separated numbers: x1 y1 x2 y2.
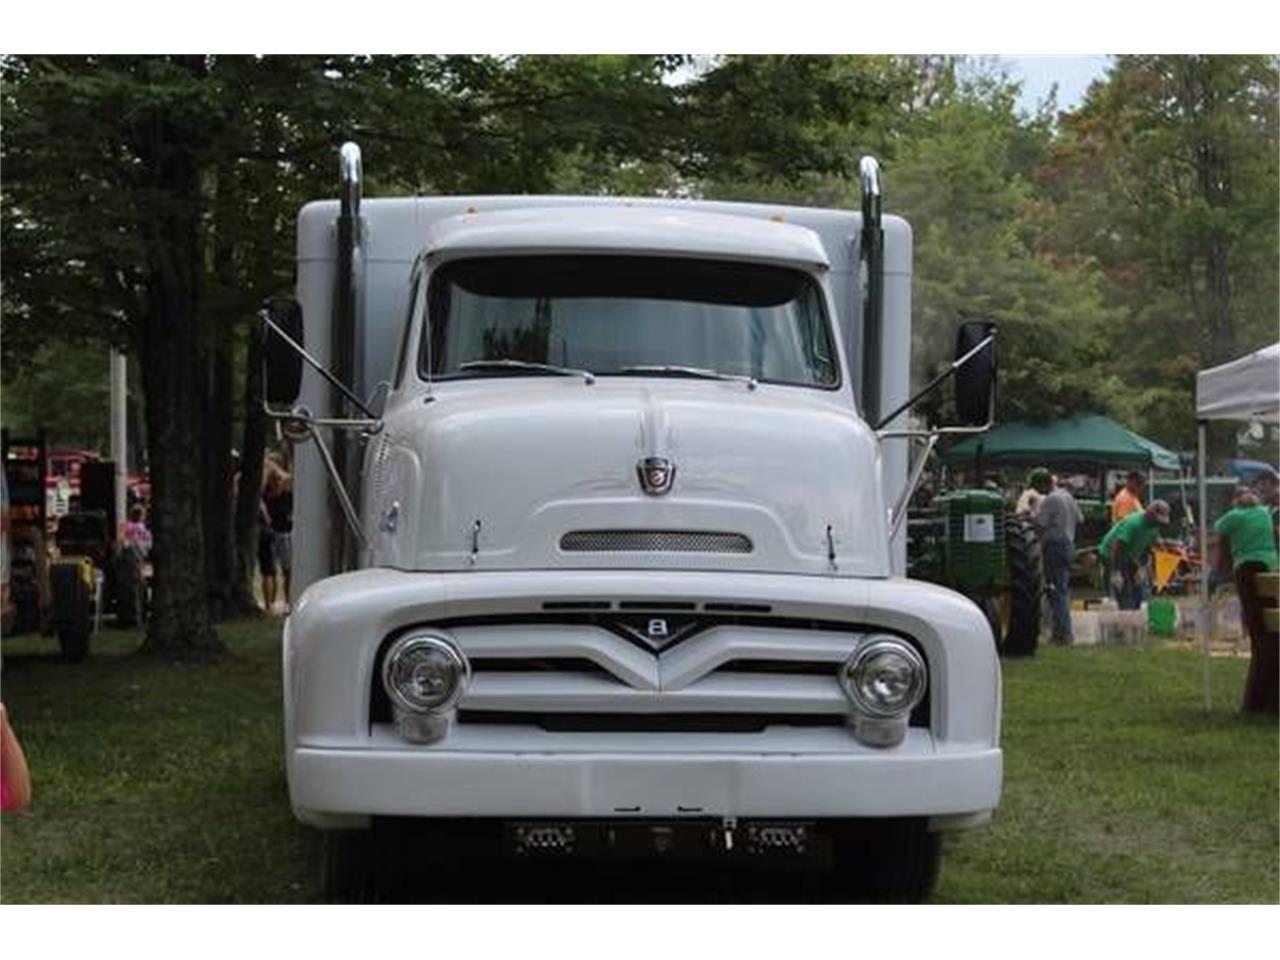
954 319 997 426
263 298 305 406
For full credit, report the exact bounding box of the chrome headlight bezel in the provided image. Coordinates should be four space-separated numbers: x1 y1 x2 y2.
380 632 470 715
838 635 928 719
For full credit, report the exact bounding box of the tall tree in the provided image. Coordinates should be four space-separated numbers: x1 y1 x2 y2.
1039 55 1279 452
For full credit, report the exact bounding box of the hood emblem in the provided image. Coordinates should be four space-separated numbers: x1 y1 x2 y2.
637 457 676 496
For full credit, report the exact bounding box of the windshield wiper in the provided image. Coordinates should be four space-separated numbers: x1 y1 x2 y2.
457 358 595 384
616 365 758 390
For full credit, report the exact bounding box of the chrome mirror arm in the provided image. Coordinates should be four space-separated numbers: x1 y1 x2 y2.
872 333 995 432
877 420 993 440
259 309 379 421
882 413 994 540
889 433 939 540
305 417 369 550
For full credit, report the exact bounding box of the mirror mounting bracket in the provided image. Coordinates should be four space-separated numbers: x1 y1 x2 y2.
883 418 994 539
263 403 371 550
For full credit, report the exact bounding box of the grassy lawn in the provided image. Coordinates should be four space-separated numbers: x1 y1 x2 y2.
1 618 1276 903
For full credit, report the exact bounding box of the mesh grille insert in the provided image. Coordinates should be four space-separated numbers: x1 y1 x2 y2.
559 530 753 554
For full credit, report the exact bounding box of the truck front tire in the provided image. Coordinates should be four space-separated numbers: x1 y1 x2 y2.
320 830 379 902
828 817 942 903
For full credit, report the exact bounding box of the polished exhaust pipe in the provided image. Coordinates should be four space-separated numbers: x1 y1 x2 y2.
331 142 365 572
859 155 884 426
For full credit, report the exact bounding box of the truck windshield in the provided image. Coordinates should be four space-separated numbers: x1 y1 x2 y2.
422 255 839 388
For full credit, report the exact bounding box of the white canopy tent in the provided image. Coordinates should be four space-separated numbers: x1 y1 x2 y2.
1195 342 1280 709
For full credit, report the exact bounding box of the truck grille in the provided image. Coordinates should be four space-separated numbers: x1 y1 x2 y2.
559 530 753 554
369 616 931 734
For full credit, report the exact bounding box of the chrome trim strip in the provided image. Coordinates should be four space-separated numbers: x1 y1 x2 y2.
658 625 861 690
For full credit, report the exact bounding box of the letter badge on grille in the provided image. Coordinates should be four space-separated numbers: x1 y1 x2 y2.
638 457 676 496
613 614 703 652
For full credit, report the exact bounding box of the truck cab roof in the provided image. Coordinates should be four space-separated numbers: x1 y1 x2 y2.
423 205 831 272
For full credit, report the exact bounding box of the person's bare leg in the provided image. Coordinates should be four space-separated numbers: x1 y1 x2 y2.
1 702 33 810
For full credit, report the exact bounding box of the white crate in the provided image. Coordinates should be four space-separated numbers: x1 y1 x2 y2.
1095 609 1147 646
1069 610 1101 646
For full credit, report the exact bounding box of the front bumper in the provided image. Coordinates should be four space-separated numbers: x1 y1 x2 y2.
290 732 1001 826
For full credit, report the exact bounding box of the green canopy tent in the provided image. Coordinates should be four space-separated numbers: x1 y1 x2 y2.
941 414 1181 471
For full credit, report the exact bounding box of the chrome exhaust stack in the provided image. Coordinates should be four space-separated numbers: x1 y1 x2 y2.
859 155 884 427
332 142 365 572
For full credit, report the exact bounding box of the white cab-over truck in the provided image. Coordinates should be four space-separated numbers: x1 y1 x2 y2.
264 144 1002 901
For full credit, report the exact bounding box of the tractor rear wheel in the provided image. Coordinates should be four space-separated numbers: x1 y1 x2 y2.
999 512 1043 656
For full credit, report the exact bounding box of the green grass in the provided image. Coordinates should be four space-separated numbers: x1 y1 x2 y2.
1 620 1276 903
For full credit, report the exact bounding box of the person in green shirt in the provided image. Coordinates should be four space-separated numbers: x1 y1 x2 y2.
1215 491 1279 573
1215 490 1279 714
1098 499 1172 610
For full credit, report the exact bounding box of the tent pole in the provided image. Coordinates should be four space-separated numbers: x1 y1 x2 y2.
1198 420 1211 713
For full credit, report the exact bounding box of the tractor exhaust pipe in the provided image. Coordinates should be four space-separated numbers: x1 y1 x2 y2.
859 155 884 427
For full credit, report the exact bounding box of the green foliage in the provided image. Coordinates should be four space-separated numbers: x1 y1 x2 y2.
684 55 914 190
0 341 144 454
890 69 1122 423
1040 55 1279 452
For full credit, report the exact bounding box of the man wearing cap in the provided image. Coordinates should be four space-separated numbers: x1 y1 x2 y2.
1036 472 1085 643
1098 499 1172 610
1016 467 1051 517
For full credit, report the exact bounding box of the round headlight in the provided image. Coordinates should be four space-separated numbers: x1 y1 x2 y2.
381 633 470 714
839 636 927 718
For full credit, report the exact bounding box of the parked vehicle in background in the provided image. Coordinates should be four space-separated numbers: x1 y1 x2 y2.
907 488 1043 656
2 432 146 658
1 430 51 638
46 448 98 502
265 145 1004 902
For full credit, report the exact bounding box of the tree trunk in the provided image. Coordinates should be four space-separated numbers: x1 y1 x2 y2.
137 101 222 657
203 177 237 621
232 327 268 615
230 185 282 616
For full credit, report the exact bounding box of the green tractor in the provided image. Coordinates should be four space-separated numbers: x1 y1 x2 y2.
907 488 1043 656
